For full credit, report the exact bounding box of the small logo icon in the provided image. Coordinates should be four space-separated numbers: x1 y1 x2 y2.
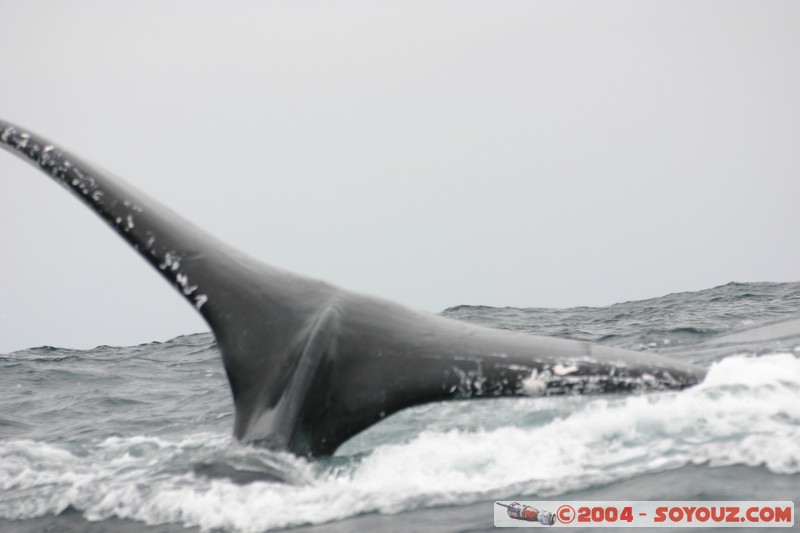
556 504 575 524
496 502 556 526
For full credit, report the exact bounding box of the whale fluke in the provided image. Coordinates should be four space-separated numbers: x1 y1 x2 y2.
0 120 706 456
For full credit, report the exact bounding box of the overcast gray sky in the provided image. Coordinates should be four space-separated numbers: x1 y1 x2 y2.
1 0 798 353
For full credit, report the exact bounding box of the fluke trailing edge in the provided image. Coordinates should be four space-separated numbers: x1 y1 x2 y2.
0 120 706 457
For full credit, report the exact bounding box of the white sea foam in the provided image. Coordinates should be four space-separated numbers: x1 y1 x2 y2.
0 353 798 531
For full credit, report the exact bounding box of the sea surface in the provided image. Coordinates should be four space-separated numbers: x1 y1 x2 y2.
1 282 799 532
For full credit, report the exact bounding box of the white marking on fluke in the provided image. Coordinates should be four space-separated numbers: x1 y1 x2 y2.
176 273 198 296
193 294 208 310
158 251 181 271
0 126 13 142
553 363 578 376
522 370 547 396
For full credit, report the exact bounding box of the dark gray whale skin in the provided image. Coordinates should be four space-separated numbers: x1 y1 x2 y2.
0 119 706 457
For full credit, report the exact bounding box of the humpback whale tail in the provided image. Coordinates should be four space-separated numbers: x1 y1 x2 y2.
0 119 706 457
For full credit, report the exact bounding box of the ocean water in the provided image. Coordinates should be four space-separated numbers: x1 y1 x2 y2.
1 281 799 532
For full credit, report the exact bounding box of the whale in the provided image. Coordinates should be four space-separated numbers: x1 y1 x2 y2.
0 119 706 457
